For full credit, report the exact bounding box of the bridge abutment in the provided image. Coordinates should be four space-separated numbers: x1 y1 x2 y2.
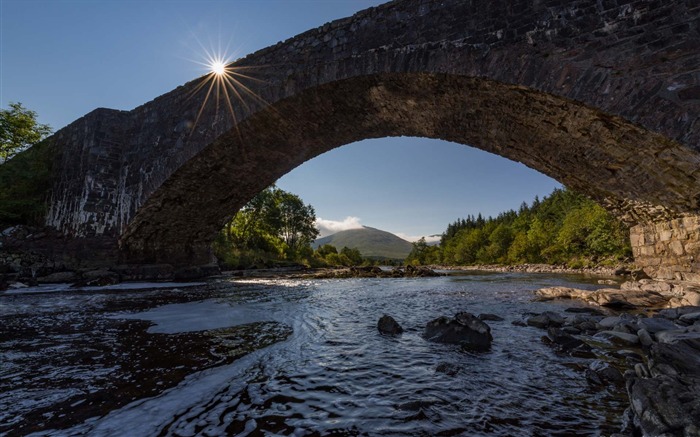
630 216 700 282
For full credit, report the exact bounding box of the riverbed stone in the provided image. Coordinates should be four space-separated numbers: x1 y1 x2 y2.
377 315 403 335
598 316 622 329
586 360 624 387
636 317 678 334
526 311 564 329
36 271 77 284
423 312 492 351
477 313 504 322
546 327 587 352
595 331 640 347
678 311 700 325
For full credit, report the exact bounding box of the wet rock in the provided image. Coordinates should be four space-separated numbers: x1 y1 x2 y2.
636 317 678 334
586 360 624 387
598 316 622 330
564 307 605 315
594 331 640 347
611 349 644 363
678 311 700 325
526 311 564 329
435 362 461 376
72 270 120 287
655 329 700 345
626 375 700 436
477 313 504 322
651 337 700 378
36 271 77 284
654 306 700 321
637 329 654 349
423 312 492 352
113 264 175 281
546 327 587 351
377 314 403 335
404 265 442 277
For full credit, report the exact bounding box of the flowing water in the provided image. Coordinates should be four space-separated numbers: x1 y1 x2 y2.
1 272 630 436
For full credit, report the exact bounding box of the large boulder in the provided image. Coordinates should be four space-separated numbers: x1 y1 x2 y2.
423 312 492 351
377 314 403 335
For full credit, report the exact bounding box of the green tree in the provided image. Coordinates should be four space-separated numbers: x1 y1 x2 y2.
1 102 52 163
340 246 363 265
276 190 319 255
214 185 319 267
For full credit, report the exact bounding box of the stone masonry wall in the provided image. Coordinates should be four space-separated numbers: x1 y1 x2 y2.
3 0 698 271
631 215 700 281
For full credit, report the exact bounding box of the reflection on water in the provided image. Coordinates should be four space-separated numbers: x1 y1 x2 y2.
1 273 627 436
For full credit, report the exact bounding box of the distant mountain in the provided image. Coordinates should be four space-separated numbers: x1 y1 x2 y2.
313 226 414 260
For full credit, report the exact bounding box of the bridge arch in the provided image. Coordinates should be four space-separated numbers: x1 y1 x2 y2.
21 0 697 277
119 72 700 264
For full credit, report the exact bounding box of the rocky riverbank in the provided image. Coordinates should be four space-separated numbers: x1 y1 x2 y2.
532 282 700 436
437 263 636 277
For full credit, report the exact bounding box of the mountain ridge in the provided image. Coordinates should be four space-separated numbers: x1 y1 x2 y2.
313 226 413 260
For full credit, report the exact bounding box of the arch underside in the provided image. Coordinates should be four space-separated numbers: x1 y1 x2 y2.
120 73 700 264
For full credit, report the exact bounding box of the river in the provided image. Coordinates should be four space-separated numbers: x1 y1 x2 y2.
1 271 630 436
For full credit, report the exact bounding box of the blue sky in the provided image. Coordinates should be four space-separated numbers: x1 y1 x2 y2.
1 0 560 241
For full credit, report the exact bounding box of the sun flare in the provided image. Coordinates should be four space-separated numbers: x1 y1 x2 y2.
210 60 226 75
184 34 269 137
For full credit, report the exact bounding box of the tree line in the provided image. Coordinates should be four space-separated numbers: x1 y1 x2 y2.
406 188 631 268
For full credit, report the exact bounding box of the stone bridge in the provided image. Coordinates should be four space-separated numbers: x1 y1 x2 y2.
7 0 700 279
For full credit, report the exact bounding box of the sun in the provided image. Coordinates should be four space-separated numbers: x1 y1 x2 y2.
210 60 226 75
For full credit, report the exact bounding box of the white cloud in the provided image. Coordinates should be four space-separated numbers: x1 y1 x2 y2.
395 233 442 244
315 216 364 238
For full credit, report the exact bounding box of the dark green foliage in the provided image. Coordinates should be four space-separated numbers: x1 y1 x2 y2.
406 188 631 267
0 102 54 228
0 138 54 228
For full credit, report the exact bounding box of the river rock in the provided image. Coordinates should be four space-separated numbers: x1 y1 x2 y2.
423 312 492 351
72 270 120 287
597 316 622 329
546 327 586 351
626 375 700 436
654 306 700 321
377 315 403 335
478 313 504 322
536 286 669 309
636 317 678 334
36 271 77 284
637 329 654 349
526 311 564 329
591 289 667 309
594 330 640 346
435 362 461 376
564 307 605 316
678 311 700 325
535 287 591 301
655 329 700 345
585 360 624 387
